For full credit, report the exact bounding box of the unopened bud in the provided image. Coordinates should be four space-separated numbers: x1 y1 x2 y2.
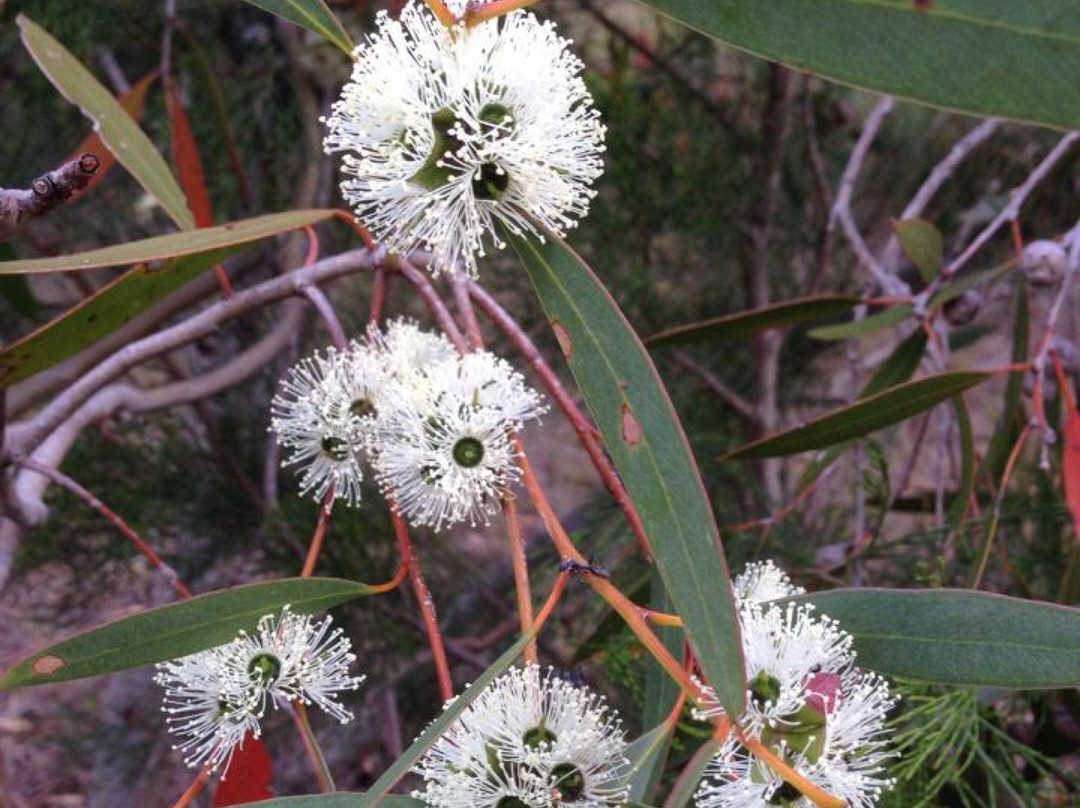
1021 240 1067 286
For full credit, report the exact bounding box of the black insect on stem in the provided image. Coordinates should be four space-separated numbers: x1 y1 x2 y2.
557 558 610 579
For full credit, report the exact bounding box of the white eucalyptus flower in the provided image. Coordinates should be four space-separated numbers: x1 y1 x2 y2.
155 607 364 773
414 666 629 808
323 3 605 278
694 602 895 808
733 560 806 606
270 348 372 506
155 645 261 773
448 351 547 424
372 395 522 530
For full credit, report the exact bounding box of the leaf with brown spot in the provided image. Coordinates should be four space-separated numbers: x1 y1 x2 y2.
551 319 573 358
508 226 746 717
31 655 65 675
622 403 643 446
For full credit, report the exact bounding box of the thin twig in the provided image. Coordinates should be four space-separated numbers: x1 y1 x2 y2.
391 509 455 702
6 246 383 458
10 454 192 599
395 258 469 352
880 118 1001 269
670 350 760 428
469 282 652 558
301 491 335 577
290 702 335 793
301 284 349 351
169 767 210 808
946 133 1080 279
502 495 537 664
0 153 101 242
828 96 903 295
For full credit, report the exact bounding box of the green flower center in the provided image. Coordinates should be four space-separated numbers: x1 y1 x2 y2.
452 436 485 468
409 104 514 197
248 652 282 684
472 162 510 201
495 799 530 808
522 721 557 749
321 435 349 462
550 762 586 802
350 397 375 418
749 670 782 710
766 781 803 806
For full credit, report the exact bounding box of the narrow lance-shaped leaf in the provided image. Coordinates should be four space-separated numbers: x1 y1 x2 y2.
0 245 243 388
621 723 677 803
358 624 542 806
795 327 929 489
894 218 943 283
984 281 1030 481
18 15 194 230
166 79 215 228
948 395 975 531
0 209 336 274
68 70 159 197
809 305 913 341
791 588 1080 689
508 227 746 717
626 0 1080 130
645 295 859 348
0 577 375 690
727 371 995 460
241 0 354 54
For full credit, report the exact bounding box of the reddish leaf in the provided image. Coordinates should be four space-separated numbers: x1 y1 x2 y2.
214 734 274 806
165 78 214 228
1064 407 1080 544
68 70 159 197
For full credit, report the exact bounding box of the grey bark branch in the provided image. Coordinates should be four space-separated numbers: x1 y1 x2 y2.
828 97 906 295
0 154 100 242
4 246 383 460
880 118 1001 269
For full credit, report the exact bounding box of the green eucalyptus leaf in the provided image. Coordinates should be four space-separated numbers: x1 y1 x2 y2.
509 227 746 717
0 578 374 689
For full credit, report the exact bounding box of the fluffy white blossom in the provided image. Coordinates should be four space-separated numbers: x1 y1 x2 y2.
372 390 525 530
155 607 364 773
270 346 379 506
694 601 896 808
733 560 806 606
323 3 605 277
414 665 629 808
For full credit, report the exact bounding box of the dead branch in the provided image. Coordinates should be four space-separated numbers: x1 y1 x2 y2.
0 153 100 242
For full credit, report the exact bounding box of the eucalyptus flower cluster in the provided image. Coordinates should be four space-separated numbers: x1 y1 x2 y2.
414 665 629 808
323 2 605 278
155 606 363 773
694 562 897 808
271 319 546 530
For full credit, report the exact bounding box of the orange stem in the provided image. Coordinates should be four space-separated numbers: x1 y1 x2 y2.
970 424 1032 589
741 734 847 808
423 0 458 26
464 0 542 25
170 768 211 808
533 571 568 629
516 446 701 699
642 608 685 627
503 495 538 663
333 210 377 250
301 491 334 577
392 509 455 701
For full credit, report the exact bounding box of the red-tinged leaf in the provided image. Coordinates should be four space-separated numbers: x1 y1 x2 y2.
214 735 274 805
1063 409 1080 541
166 79 214 228
69 70 159 197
